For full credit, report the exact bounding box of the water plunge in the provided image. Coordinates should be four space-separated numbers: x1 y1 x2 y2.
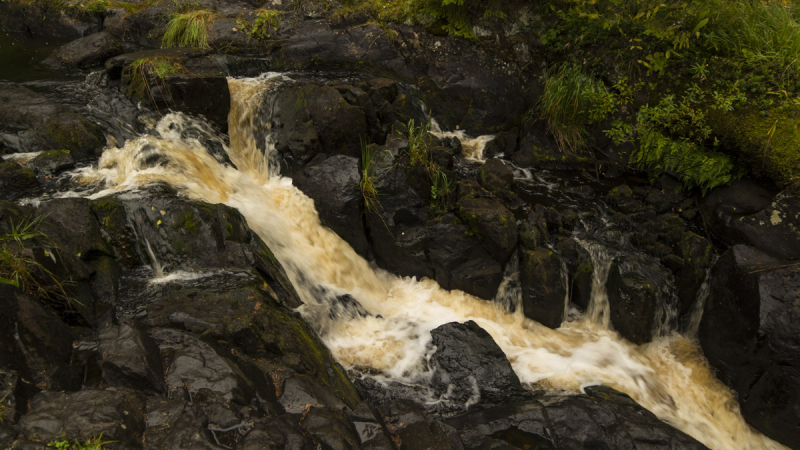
73 75 785 450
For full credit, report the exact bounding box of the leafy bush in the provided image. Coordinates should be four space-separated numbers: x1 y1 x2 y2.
630 129 739 193
162 9 218 49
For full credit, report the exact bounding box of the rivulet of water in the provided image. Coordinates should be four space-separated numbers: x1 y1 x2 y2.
72 76 785 450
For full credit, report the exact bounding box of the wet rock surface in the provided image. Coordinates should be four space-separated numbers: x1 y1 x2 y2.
1 0 800 447
699 244 800 448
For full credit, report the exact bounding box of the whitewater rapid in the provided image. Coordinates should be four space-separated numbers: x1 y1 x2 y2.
71 75 784 450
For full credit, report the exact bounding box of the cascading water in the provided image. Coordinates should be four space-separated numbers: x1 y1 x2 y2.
72 74 786 450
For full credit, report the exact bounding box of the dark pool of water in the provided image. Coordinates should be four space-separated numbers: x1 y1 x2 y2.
0 31 63 82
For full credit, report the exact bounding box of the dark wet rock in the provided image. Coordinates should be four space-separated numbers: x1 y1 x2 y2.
457 192 517 265
606 261 658 344
294 155 370 258
300 407 362 450
556 238 593 311
114 50 231 131
479 159 514 195
0 1 102 40
430 321 526 412
483 129 518 159
144 395 258 449
238 416 324 449
281 22 410 79
88 197 141 268
0 162 38 201
38 197 111 267
279 376 348 414
446 386 707 450
350 402 393 448
270 82 368 175
0 83 105 162
378 400 462 450
699 245 800 448
98 320 166 395
519 247 566 328
26 150 75 175
45 31 122 69
367 151 433 280
19 388 145 444
149 327 260 404
145 285 359 409
0 285 74 378
709 190 800 260
0 422 17 446
427 214 503 300
0 368 25 425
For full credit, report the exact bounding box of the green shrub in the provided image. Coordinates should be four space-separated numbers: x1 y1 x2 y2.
162 9 218 49
237 9 281 40
538 64 619 153
420 0 504 39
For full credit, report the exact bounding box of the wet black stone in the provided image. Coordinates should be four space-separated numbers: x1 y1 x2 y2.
98 320 166 395
519 247 567 329
430 321 527 412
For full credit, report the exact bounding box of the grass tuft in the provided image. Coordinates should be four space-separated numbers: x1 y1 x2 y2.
162 9 218 49
122 56 185 108
48 434 117 450
359 138 382 217
538 64 614 154
0 215 73 304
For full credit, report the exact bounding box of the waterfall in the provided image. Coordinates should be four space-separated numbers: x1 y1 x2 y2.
71 75 786 450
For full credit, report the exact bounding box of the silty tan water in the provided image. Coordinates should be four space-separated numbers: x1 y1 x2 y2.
73 75 786 450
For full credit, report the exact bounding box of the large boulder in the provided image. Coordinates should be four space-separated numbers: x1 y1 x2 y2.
0 83 105 162
294 154 370 258
699 245 800 448
44 31 122 69
0 1 102 40
519 247 567 329
427 213 503 300
430 321 527 413
446 386 707 449
703 181 800 260
0 162 38 202
456 180 518 266
270 82 368 175
606 261 659 344
366 149 433 280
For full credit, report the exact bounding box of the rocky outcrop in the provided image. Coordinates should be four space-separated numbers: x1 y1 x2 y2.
699 245 800 448
45 31 123 69
0 83 105 162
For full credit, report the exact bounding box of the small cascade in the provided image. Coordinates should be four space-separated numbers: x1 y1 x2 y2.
142 236 164 277
494 250 522 314
577 239 615 328
429 118 495 161
68 75 787 450
684 259 715 339
559 257 571 323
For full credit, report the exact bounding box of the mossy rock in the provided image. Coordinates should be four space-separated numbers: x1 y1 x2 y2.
0 161 39 202
707 105 800 193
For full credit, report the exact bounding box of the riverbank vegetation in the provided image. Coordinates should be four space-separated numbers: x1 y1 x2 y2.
337 0 800 193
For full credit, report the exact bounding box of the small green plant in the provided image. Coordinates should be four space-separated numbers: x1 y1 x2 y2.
122 56 185 107
48 434 117 450
359 138 382 217
0 216 72 303
162 9 218 49
430 169 453 211
237 9 281 40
